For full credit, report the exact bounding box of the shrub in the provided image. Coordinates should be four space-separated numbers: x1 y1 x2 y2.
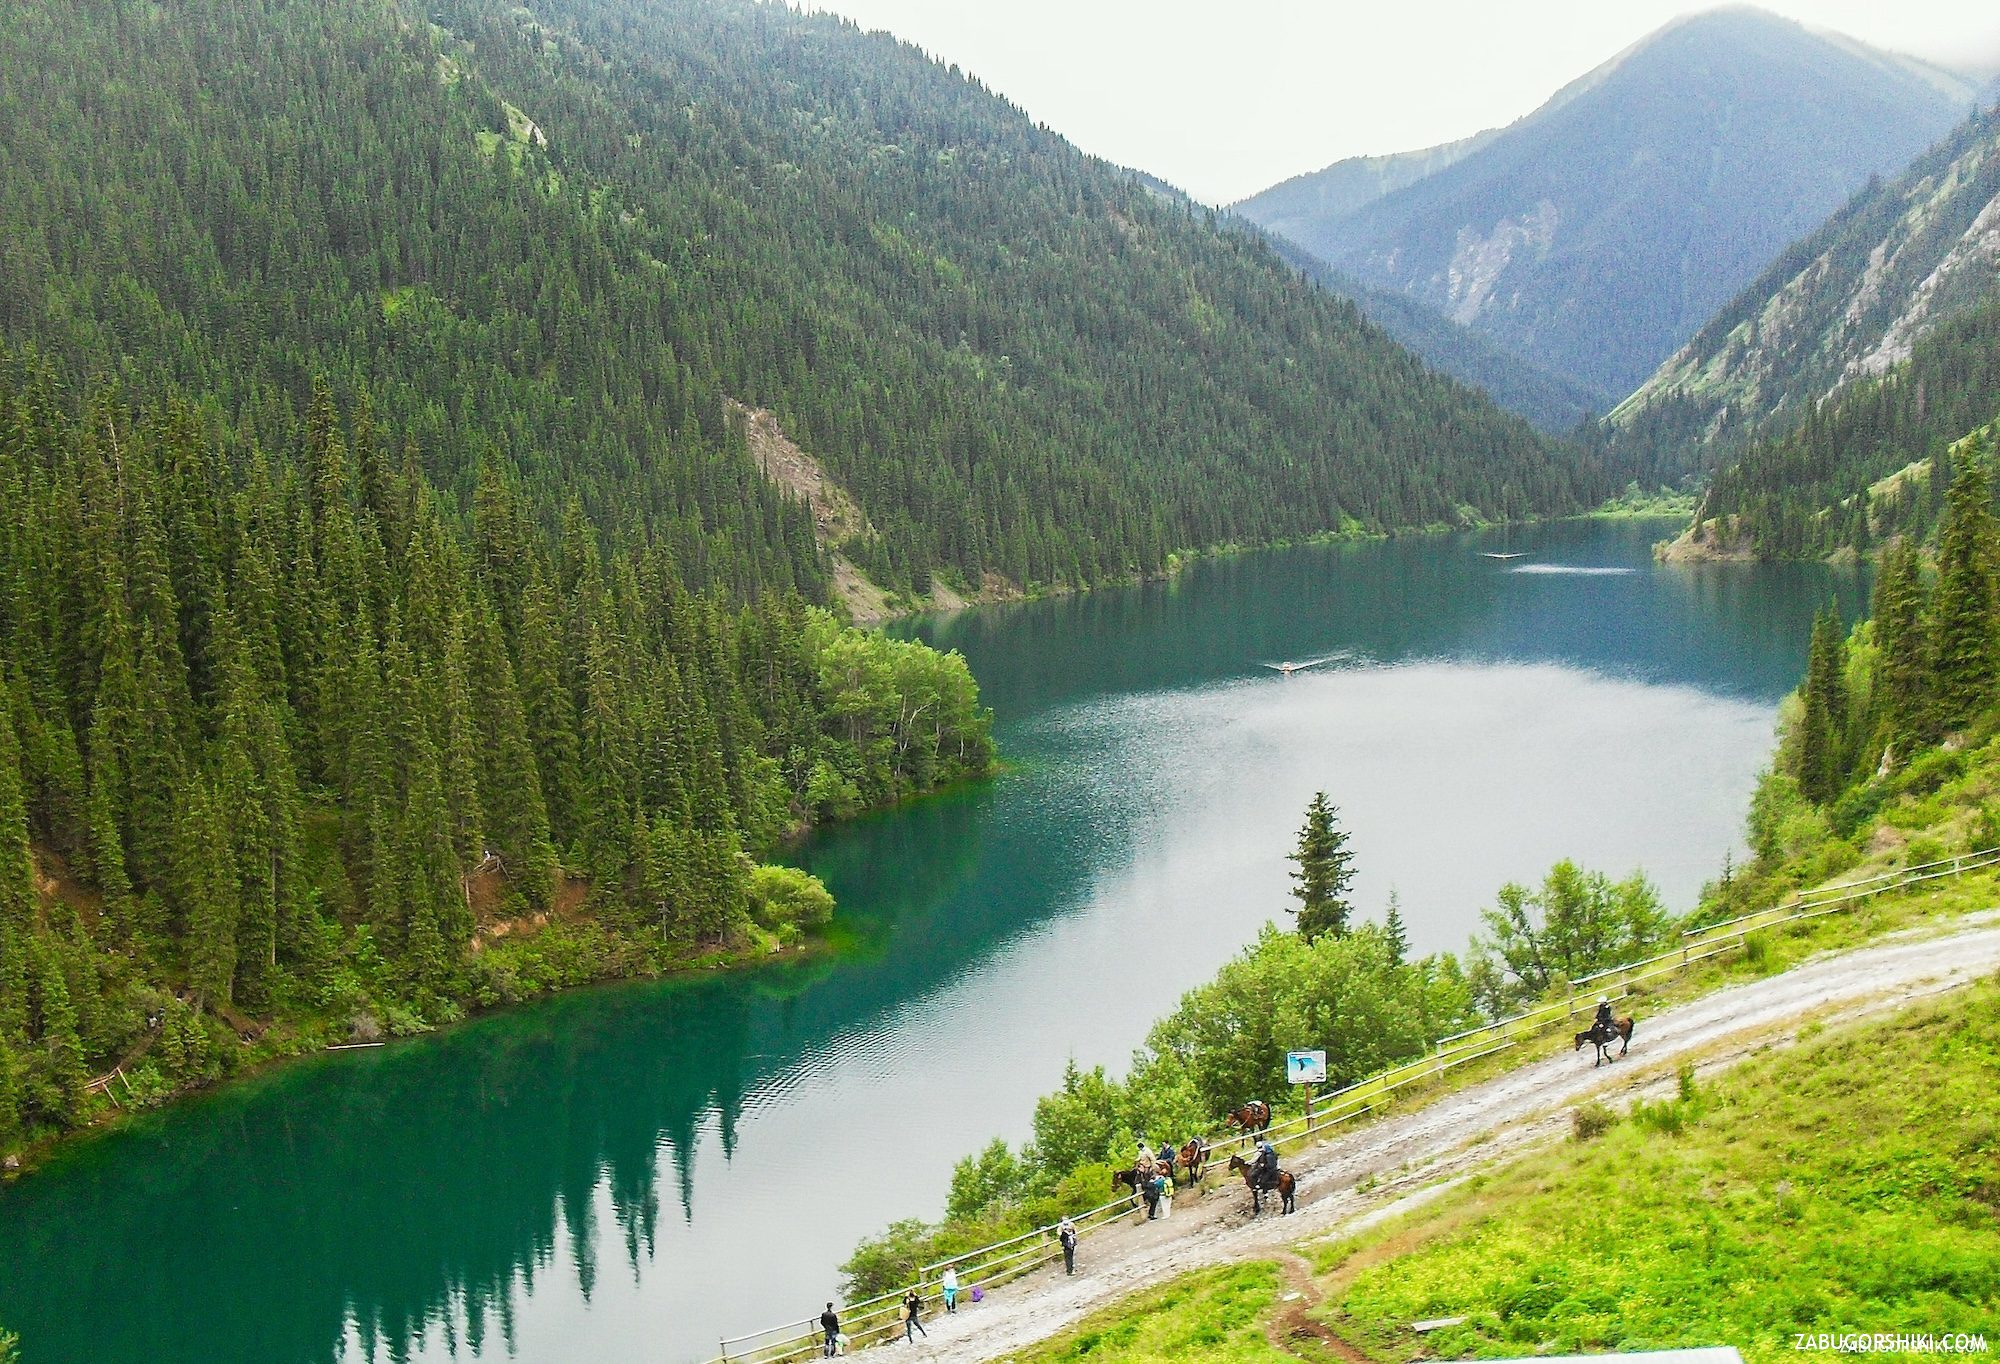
747 864 835 932
1630 1097 1687 1136
1904 833 1946 867
1896 747 1966 796
1572 1102 1616 1141
1740 929 1772 971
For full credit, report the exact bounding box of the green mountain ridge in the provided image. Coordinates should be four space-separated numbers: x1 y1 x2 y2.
1235 7 1981 405
1261 236 1609 434
1614 105 2000 482
0 0 1601 610
1123 168 1606 433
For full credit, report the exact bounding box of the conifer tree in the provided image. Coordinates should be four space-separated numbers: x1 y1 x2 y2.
1288 791 1356 942
0 692 33 1037
0 1034 20 1143
1383 889 1409 968
32 943 85 1121
1796 604 1850 804
1871 537 1929 761
467 589 557 906
0 690 33 933
1928 450 2000 736
174 776 239 1008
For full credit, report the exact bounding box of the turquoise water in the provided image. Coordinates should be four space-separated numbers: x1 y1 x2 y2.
0 521 1865 1363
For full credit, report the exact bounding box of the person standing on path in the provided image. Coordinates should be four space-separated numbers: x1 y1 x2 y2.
941 1265 960 1314
1159 1170 1174 1220
903 1288 928 1343
820 1303 840 1358
1058 1218 1078 1275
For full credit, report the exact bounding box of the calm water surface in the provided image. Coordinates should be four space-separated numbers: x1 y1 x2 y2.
0 521 1865 1364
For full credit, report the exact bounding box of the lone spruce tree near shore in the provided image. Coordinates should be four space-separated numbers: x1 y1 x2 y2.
1289 791 1355 942
1928 445 2000 738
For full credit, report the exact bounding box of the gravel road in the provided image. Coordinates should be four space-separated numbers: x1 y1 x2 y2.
879 913 2000 1363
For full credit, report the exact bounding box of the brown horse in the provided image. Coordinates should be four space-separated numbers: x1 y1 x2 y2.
1227 1153 1296 1215
1224 1100 1272 1134
1574 1015 1634 1066
1178 1138 1211 1184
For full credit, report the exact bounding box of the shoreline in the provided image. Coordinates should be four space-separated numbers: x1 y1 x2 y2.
3 762 1008 1185
860 507 1689 628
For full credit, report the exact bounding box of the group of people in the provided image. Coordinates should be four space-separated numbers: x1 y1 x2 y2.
1133 1139 1182 1220
816 1216 1083 1356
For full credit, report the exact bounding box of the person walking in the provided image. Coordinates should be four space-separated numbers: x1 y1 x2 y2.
1159 1170 1175 1220
820 1303 840 1358
1142 1170 1161 1219
902 1288 928 1343
941 1265 960 1315
1058 1218 1078 1275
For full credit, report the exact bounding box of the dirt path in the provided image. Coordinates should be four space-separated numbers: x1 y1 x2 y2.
883 914 2000 1363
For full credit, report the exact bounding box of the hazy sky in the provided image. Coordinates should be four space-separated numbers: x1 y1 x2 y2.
799 1 2000 204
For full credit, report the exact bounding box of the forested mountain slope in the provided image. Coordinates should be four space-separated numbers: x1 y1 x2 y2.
1613 107 2000 482
1263 236 1606 434
0 354 995 1163
1234 130 1499 243
1668 295 2000 560
1235 8 1979 404
0 0 1598 611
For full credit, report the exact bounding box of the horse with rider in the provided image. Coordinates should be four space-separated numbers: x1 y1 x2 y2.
1575 994 1635 1066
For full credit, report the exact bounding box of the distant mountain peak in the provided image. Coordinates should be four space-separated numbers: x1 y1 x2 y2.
1234 8 1980 412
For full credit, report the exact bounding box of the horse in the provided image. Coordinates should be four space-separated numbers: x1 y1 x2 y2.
1112 1152 1161 1196
1226 1152 1296 1216
1178 1138 1211 1185
1224 1100 1272 1134
1574 1015 1635 1066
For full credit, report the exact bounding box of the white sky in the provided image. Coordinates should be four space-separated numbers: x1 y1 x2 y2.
798 1 2000 204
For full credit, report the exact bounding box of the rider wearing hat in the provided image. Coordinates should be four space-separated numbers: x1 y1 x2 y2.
1594 995 1615 1036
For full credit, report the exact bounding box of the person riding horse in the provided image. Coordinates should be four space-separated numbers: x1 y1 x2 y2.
1593 995 1615 1040
1252 1138 1279 1191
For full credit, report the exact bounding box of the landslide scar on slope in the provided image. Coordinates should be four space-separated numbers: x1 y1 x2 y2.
727 400 892 623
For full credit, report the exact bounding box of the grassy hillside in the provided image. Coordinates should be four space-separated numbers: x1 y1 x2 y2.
1324 987 2000 1358
1236 9 1979 404
1615 106 2000 484
1013 977 2000 1364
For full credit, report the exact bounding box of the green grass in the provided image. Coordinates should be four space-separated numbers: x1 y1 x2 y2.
991 978 2000 1364
1322 979 2000 1362
1013 1263 1298 1364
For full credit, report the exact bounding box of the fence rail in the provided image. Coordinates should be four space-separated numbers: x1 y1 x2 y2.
703 843 1999 1363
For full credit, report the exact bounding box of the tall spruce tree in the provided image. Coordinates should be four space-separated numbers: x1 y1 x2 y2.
1288 791 1356 942
0 691 33 1036
1796 604 1851 804
1871 537 1930 761
1928 450 2000 736
1383 889 1410 967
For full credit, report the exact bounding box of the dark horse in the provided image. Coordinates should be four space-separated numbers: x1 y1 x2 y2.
1112 1153 1164 1196
1226 1153 1296 1215
1574 1015 1635 1066
1223 1100 1272 1134
1178 1138 1211 1185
